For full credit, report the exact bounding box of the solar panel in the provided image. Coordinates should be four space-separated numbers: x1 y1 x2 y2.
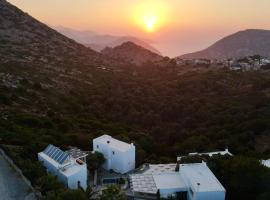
45 145 54 156
47 146 57 157
52 149 61 160
54 151 63 160
49 148 57 157
59 153 69 164
43 145 52 154
42 144 69 165
56 152 66 163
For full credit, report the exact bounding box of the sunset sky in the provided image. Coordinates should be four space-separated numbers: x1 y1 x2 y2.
8 0 270 57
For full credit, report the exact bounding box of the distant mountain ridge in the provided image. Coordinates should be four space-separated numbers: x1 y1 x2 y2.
55 26 162 55
180 29 270 59
101 41 164 66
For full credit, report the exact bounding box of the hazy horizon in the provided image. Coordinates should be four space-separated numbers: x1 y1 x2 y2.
8 0 270 57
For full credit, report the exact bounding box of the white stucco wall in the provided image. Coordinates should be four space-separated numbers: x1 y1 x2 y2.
38 153 87 190
190 191 225 200
160 188 187 198
93 138 135 174
67 165 87 190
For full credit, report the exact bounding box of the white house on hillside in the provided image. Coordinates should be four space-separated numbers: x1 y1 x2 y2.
187 148 233 158
129 162 225 200
93 135 135 174
38 145 88 190
262 159 270 168
180 163 226 200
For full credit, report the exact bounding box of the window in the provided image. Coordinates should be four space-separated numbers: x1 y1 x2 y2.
97 145 99 149
112 151 115 155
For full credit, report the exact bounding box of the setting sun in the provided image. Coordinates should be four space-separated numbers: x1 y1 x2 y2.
132 0 170 33
144 15 157 32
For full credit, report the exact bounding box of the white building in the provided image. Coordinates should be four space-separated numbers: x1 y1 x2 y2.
38 145 88 190
262 159 270 168
261 58 270 65
194 59 211 65
186 148 233 158
93 135 135 174
129 162 225 200
180 163 226 200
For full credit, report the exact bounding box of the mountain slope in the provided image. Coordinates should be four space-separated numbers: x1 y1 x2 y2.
2 3 270 200
101 41 164 65
180 29 270 59
55 26 161 55
0 0 102 66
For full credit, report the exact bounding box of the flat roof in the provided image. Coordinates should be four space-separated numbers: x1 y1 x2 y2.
130 174 157 194
180 163 225 192
60 163 86 176
130 163 225 194
130 164 182 194
66 147 88 160
143 164 177 174
153 173 186 190
94 135 133 152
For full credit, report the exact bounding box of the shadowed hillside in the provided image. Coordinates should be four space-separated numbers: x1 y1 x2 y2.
101 41 164 65
1 1 270 199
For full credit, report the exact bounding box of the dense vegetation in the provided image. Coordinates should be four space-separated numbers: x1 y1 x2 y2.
1 61 270 199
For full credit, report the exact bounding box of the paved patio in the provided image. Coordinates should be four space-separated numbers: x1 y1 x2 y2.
0 154 36 200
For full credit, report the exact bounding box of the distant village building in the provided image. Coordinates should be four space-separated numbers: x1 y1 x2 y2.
38 145 88 190
129 162 226 200
230 63 242 71
176 55 270 71
261 58 270 65
194 59 211 65
176 58 211 67
93 135 135 174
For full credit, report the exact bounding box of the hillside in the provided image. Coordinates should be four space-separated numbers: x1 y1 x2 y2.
1 1 270 199
0 0 106 67
55 26 161 55
180 29 270 59
1 0 270 169
101 41 164 65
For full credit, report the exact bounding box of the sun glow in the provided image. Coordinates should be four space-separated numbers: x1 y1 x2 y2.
132 1 170 33
144 15 157 32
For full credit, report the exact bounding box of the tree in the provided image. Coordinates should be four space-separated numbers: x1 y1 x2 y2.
257 192 270 200
58 190 88 200
43 189 88 200
87 151 105 171
86 186 98 200
38 174 65 195
209 156 270 200
99 185 127 200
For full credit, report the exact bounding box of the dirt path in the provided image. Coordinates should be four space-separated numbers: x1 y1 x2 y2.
0 154 36 200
